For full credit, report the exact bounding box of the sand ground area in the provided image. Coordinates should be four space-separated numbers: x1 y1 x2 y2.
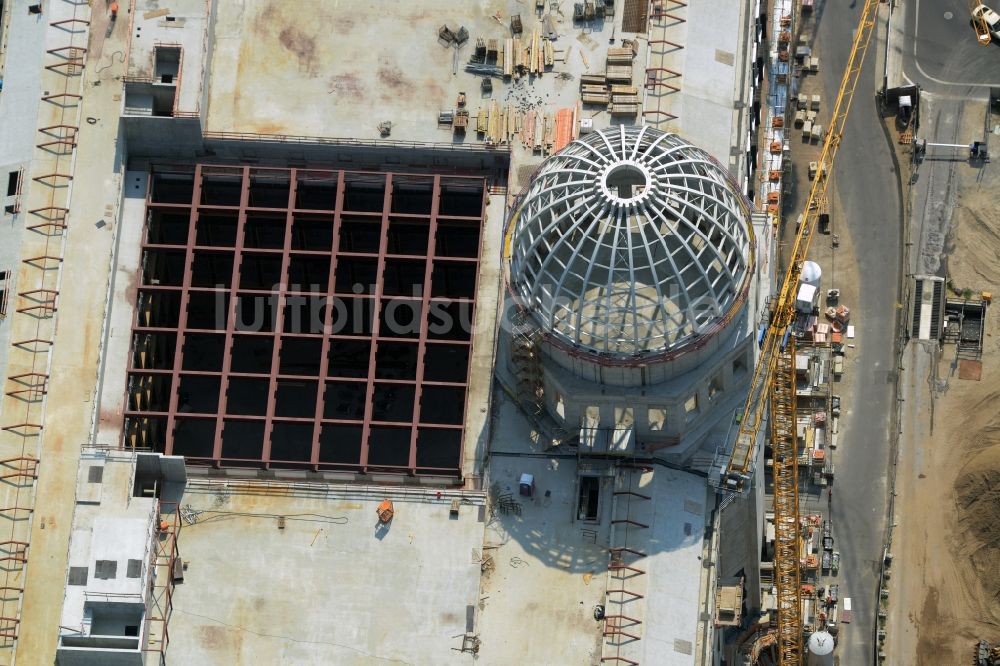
889 101 1000 665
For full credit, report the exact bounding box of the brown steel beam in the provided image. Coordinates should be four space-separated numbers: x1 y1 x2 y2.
0 424 43 436
407 175 441 472
22 255 62 270
163 165 201 456
31 172 73 185
211 168 251 464
260 169 297 468
310 171 345 469
358 173 394 472
50 18 90 27
40 93 82 107
10 339 52 352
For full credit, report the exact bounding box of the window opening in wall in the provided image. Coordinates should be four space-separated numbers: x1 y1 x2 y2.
584 405 600 427
554 393 565 419
733 353 748 377
648 407 667 431
7 170 21 197
684 394 699 417
0 270 10 319
577 475 601 522
614 406 634 427
68 567 88 586
94 560 118 580
709 375 723 399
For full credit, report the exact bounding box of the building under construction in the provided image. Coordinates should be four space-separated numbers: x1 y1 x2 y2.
0 0 775 663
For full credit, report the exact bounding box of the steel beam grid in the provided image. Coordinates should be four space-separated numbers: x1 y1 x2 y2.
128 165 487 475
770 341 802 665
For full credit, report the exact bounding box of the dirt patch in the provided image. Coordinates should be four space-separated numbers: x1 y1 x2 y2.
332 14 357 33
377 64 407 92
327 73 364 99
951 202 1000 287
278 26 319 77
953 445 1000 611
892 101 1000 665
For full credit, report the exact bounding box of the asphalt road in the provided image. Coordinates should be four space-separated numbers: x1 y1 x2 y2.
903 0 1000 92
810 2 902 664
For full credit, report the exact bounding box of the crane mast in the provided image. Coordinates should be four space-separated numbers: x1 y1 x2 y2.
723 1 881 664
972 1 993 45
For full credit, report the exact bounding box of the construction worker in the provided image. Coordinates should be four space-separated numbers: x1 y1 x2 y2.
110 2 118 19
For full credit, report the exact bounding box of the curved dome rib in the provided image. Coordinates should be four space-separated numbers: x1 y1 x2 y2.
509 126 752 357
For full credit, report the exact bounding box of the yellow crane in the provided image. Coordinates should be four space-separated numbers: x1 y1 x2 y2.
972 2 993 45
723 1 881 664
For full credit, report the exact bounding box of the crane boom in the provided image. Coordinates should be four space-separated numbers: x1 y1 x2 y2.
723 1 881 664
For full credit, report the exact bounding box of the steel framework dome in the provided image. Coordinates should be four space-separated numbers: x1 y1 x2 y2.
509 125 753 357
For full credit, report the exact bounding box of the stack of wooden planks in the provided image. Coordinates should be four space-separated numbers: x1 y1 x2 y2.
610 84 639 115
606 65 633 83
521 110 536 148
552 107 576 153
477 102 525 146
497 29 555 79
581 84 610 106
606 46 635 65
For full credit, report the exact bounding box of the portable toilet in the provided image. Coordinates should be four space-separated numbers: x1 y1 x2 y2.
796 283 818 313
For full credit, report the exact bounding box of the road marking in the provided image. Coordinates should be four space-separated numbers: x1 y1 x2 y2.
911 0 1000 87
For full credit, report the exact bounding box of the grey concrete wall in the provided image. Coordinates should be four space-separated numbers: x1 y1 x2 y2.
0 2 49 402
199 0 221 126
122 116 509 177
716 428 766 617
55 647 142 666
